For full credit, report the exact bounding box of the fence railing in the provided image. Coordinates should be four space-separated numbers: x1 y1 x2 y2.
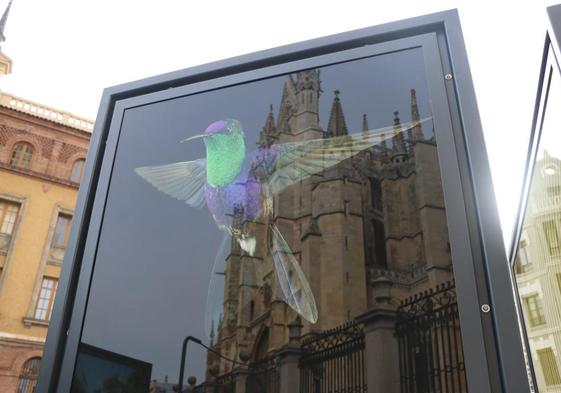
299 320 367 393
396 281 468 393
200 282 465 393
246 356 279 393
193 370 236 393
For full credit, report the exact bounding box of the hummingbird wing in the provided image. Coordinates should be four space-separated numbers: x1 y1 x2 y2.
134 159 207 208
266 118 430 194
271 224 318 324
204 232 231 340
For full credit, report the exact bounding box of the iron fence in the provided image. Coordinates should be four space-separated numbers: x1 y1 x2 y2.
396 281 468 393
246 357 279 393
194 371 237 393
299 321 366 393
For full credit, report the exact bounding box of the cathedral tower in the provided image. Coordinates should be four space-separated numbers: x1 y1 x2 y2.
0 1 13 76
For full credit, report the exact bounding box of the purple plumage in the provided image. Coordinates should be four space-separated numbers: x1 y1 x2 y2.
204 120 227 135
203 146 276 230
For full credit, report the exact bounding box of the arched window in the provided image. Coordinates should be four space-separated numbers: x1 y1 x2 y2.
17 357 41 393
70 159 85 182
10 142 34 170
253 328 269 361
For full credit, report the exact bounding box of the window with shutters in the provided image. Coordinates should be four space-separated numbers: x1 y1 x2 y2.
10 142 34 170
537 348 561 386
524 294 546 327
16 357 41 393
34 277 58 321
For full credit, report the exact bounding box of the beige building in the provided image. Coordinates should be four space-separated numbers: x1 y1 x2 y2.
515 151 561 392
207 69 458 392
0 93 92 392
0 7 93 390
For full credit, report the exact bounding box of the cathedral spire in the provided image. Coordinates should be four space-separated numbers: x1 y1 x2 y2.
0 0 13 76
392 111 406 153
209 319 215 346
327 90 348 138
0 0 12 44
292 70 321 133
410 89 423 141
362 114 369 133
277 76 296 133
259 104 277 147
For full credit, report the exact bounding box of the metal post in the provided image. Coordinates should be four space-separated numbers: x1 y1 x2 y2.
178 336 203 393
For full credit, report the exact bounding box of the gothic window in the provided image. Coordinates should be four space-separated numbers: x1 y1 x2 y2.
34 277 58 320
10 142 34 170
52 214 72 248
0 200 19 235
371 178 383 212
373 219 387 268
254 328 269 361
17 357 41 393
537 348 561 386
70 159 86 183
370 177 387 267
262 283 272 306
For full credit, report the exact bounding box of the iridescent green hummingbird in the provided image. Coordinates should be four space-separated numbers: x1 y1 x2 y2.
135 118 426 324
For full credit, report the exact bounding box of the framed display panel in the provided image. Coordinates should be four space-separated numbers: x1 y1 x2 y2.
38 9 529 393
70 344 152 393
509 4 561 392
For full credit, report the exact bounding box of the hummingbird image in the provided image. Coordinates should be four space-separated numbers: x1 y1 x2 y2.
135 118 427 324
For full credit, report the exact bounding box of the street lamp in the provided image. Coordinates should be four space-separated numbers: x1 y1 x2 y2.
178 336 203 393
177 335 248 392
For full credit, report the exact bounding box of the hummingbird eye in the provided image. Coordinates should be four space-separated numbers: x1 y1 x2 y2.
226 119 243 134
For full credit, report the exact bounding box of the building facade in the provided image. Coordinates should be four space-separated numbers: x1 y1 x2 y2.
515 151 561 392
0 2 93 391
0 93 92 392
207 69 458 392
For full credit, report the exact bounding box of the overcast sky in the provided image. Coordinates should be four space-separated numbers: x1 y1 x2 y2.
0 0 558 248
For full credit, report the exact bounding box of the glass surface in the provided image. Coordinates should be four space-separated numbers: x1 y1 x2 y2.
514 63 561 392
73 47 467 393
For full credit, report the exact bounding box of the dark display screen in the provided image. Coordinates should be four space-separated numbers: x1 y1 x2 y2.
71 344 151 393
72 45 467 393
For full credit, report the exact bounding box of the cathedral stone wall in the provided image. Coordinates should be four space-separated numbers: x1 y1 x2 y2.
210 71 454 374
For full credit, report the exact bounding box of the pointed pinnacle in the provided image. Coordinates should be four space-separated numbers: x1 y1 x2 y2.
0 0 13 43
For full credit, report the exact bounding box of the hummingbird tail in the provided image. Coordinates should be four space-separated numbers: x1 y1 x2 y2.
238 236 257 256
271 224 318 324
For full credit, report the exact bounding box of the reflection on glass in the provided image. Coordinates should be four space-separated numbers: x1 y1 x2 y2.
135 117 429 326
75 49 467 393
71 344 152 393
514 66 561 392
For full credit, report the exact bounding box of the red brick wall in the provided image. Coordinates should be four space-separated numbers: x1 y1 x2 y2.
0 107 90 185
0 339 43 393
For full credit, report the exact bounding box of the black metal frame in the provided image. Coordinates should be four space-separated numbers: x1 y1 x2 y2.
507 4 561 392
37 9 529 393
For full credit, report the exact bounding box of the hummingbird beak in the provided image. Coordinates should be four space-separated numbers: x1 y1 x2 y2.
180 134 206 143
